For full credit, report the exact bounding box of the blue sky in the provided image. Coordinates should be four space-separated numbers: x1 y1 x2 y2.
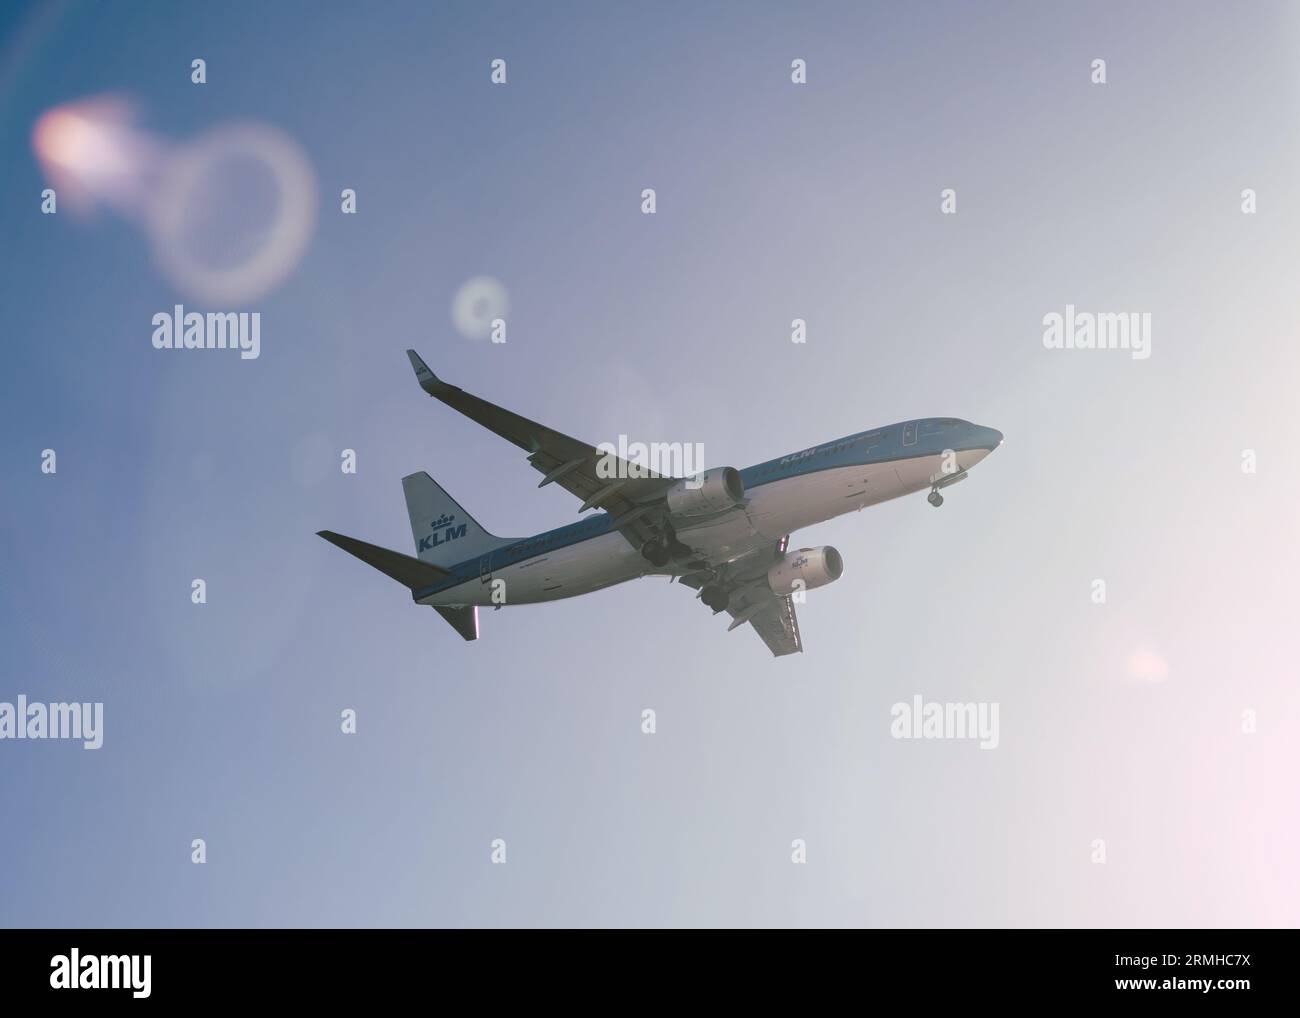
2 0 1298 926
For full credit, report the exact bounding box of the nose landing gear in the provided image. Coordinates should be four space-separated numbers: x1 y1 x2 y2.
927 468 967 507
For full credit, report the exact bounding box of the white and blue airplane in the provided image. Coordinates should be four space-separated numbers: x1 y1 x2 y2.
318 350 1003 656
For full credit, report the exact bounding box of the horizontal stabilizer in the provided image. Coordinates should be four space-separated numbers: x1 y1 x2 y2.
434 605 479 641
317 530 450 590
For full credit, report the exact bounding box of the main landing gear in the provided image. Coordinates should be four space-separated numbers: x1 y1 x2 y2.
641 540 671 567
641 524 693 568
641 538 693 567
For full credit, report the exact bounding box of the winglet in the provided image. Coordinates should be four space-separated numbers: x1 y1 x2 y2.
406 349 444 396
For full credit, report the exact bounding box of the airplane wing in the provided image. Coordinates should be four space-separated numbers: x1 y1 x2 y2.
723 584 802 657
406 350 674 551
678 537 803 657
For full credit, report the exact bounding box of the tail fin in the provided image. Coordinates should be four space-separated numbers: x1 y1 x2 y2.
402 471 510 567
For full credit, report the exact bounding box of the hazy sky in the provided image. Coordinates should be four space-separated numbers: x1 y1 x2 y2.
2 0 1297 927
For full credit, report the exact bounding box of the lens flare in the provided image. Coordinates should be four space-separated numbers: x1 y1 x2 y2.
32 96 317 302
147 123 317 303
451 276 509 340
1126 648 1170 683
32 96 155 216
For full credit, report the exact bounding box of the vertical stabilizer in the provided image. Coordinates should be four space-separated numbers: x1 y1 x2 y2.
401 471 510 567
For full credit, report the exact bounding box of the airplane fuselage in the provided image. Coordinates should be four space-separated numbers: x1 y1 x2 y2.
413 417 1002 608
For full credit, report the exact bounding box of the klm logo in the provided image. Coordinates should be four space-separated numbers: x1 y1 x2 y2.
419 514 466 552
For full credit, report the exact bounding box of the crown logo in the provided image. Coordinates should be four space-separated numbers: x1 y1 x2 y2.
431 513 455 529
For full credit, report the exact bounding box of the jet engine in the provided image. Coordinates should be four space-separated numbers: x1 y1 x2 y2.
665 467 745 517
767 546 844 596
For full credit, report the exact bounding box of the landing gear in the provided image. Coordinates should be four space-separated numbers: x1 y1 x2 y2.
700 585 730 612
641 541 670 567
927 468 966 508
641 523 694 568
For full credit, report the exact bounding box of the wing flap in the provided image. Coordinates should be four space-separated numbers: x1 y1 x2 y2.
726 585 802 656
681 540 803 657
745 594 802 656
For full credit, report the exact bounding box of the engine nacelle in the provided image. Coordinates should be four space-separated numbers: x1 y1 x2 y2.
767 546 844 596
665 467 745 517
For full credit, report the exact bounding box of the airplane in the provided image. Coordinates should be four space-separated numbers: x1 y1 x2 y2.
317 350 1003 656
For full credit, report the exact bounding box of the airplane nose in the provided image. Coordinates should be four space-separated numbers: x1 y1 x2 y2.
978 426 1003 451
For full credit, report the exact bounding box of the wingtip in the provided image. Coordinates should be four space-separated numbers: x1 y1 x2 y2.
405 349 441 393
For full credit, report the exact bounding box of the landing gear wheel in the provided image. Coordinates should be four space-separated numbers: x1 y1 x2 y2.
927 490 944 507
700 585 730 612
641 541 670 567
